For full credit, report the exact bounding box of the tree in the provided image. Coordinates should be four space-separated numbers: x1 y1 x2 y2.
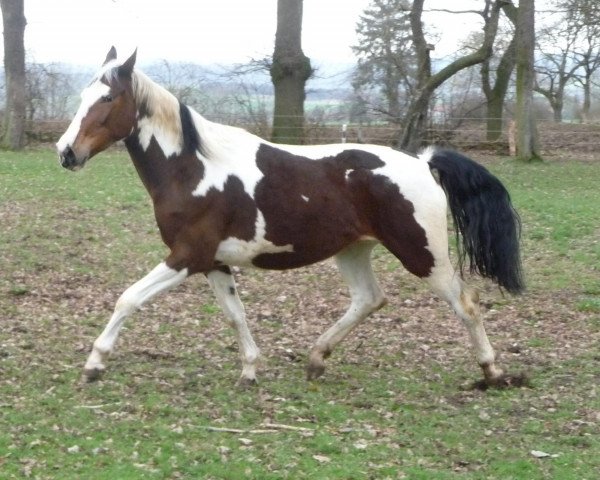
25 62 79 121
1 0 26 149
515 0 541 161
270 0 312 144
563 0 600 121
481 1 518 142
399 0 503 152
352 0 414 123
535 20 581 122
145 60 211 109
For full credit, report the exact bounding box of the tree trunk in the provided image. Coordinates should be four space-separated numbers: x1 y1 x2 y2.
270 0 312 144
400 0 501 152
515 0 541 161
482 2 517 142
581 73 592 122
483 39 516 142
486 95 505 142
552 100 563 123
399 0 430 152
1 0 27 150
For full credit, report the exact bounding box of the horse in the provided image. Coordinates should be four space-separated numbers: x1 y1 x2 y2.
57 47 525 388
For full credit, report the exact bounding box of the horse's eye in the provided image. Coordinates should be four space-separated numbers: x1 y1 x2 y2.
100 94 113 103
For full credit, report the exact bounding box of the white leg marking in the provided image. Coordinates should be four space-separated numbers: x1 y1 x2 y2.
426 261 503 380
206 269 260 384
308 242 385 379
84 262 188 378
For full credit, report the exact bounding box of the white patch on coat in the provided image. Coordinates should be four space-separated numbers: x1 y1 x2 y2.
137 114 183 157
132 71 183 157
301 195 309 202
191 113 265 198
215 211 293 266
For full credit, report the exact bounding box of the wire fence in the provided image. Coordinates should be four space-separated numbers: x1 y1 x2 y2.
28 117 600 158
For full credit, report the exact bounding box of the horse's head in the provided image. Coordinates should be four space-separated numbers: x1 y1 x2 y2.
57 47 138 170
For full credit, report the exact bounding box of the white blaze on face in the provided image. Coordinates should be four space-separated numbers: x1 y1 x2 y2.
56 79 111 153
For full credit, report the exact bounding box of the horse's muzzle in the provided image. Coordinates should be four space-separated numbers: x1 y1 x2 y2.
58 146 82 170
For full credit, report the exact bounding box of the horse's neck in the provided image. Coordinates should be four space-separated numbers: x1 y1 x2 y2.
124 123 198 201
123 72 195 196
125 70 259 198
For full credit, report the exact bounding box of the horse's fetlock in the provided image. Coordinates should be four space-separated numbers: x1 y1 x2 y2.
92 341 112 356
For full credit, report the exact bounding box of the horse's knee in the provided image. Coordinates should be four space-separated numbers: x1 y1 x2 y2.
115 292 140 316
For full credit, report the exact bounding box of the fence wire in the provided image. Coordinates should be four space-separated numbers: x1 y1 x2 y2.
27 117 600 156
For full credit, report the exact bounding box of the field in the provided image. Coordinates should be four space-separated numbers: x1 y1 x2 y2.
1 149 599 479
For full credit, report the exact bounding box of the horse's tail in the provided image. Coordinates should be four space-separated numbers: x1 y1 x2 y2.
425 148 525 294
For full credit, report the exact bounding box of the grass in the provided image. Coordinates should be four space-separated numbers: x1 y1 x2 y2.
1 148 599 479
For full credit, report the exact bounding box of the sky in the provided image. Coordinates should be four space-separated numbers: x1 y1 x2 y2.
2 0 492 69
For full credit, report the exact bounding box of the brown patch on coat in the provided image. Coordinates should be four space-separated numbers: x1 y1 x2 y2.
252 145 371 269
347 169 435 278
252 144 434 276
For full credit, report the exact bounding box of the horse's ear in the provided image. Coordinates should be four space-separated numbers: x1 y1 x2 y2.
103 46 117 66
118 49 137 78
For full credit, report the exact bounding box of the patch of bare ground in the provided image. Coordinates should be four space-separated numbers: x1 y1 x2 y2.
3 254 597 389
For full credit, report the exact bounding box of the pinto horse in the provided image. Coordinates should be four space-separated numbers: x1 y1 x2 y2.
57 48 524 387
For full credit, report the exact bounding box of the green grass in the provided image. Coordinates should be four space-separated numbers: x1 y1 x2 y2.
1 149 599 479
492 157 600 291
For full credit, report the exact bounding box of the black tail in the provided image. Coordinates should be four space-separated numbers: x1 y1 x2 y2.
427 149 524 294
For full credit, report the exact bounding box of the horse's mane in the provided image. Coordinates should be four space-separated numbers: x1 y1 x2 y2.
127 68 257 161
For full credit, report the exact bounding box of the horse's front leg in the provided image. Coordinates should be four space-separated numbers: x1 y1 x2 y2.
83 262 188 381
206 267 260 386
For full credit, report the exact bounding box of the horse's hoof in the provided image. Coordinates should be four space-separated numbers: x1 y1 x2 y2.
306 363 325 381
470 372 530 391
236 376 258 388
82 367 104 383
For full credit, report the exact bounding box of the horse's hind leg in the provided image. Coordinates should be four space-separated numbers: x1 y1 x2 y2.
307 241 386 380
425 262 506 384
206 267 260 386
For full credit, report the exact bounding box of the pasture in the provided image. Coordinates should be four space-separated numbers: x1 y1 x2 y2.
0 149 598 479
